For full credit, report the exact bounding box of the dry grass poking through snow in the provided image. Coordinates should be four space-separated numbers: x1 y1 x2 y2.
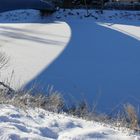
124 103 139 130
0 47 139 136
0 84 139 134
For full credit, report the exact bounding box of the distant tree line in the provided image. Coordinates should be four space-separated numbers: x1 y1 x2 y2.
41 0 140 14
59 0 109 9
41 0 107 16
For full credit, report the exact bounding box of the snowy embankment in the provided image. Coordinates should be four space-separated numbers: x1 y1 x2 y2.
0 9 140 113
0 105 138 140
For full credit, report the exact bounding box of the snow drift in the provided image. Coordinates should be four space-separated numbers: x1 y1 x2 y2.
0 105 138 140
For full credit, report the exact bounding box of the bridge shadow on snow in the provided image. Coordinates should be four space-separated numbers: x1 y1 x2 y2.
19 20 140 114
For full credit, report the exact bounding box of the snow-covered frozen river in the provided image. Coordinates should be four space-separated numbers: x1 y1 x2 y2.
0 9 140 114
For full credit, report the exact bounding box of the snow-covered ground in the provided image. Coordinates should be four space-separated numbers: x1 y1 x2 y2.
0 9 140 113
0 10 71 90
0 105 139 140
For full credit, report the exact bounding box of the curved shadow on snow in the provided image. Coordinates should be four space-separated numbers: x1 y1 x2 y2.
23 20 140 114
0 20 71 92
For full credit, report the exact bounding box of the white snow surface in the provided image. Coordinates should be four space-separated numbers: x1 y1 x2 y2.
0 9 140 113
0 104 138 140
0 10 71 89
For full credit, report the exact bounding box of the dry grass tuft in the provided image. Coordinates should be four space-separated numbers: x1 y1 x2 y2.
124 103 139 130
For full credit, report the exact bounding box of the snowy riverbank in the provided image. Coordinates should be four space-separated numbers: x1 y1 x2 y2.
0 9 140 113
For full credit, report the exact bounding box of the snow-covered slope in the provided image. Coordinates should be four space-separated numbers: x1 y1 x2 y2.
0 9 140 113
0 105 138 140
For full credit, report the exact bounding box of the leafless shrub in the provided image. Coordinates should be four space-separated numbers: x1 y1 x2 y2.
89 112 109 123
124 103 139 130
114 110 128 128
0 91 11 104
68 100 89 119
10 92 32 109
46 92 64 112
0 85 64 113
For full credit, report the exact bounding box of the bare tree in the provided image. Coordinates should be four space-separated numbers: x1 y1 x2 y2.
100 0 104 14
84 0 89 16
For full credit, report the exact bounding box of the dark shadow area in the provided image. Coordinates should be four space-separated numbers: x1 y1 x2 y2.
22 19 140 114
0 0 54 13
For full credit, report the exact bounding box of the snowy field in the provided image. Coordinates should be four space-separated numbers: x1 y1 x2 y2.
0 9 140 114
0 105 139 140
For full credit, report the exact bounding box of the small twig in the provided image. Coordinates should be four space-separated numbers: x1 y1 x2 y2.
0 81 15 94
